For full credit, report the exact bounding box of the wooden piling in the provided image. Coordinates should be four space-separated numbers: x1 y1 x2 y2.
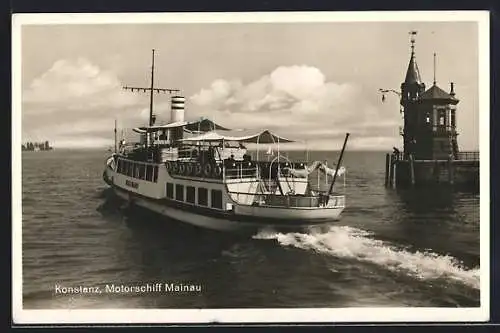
448 156 455 185
385 153 390 187
409 154 415 186
391 158 397 188
433 160 440 183
388 154 393 187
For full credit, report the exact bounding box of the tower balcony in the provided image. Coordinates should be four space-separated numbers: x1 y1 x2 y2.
433 125 458 135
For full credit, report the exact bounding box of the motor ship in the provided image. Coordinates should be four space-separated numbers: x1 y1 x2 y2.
102 50 349 232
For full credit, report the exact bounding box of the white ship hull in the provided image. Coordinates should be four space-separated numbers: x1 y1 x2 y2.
114 187 254 232
114 187 343 232
103 157 345 232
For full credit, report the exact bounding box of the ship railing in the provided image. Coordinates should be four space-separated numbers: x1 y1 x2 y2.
224 165 258 180
228 191 345 208
166 160 258 181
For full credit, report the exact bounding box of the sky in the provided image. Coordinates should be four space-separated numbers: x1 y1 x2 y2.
19 18 481 150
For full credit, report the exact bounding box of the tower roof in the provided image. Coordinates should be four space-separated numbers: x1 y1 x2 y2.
404 48 423 85
420 84 459 104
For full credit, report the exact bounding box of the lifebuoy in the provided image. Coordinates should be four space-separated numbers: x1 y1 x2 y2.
172 162 179 174
213 165 222 178
179 163 186 175
186 163 193 175
195 164 202 176
204 164 212 178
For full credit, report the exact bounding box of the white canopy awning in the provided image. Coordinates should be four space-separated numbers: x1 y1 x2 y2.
179 129 295 144
134 118 230 133
132 127 148 134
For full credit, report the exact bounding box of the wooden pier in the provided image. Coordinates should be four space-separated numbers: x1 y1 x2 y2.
385 152 479 190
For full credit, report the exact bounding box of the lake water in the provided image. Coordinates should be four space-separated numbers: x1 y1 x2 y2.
21 149 480 309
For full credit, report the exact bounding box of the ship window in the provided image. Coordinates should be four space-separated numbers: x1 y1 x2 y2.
130 163 135 177
153 166 158 182
146 165 153 181
175 184 184 201
211 190 223 209
117 160 122 173
166 183 174 199
198 188 208 206
186 186 195 204
139 164 146 180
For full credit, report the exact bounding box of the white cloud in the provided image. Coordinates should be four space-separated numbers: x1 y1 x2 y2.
190 65 398 149
23 58 140 112
21 58 150 146
21 61 401 150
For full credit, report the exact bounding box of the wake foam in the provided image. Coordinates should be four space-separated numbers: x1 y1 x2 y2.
253 226 480 289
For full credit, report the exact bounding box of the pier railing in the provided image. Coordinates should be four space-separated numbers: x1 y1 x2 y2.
389 151 479 162
456 151 479 161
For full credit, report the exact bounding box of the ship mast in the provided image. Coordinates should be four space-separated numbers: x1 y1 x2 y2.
148 49 156 126
123 49 180 145
114 119 117 153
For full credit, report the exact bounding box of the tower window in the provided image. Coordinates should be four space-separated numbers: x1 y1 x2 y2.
438 109 446 126
451 111 456 127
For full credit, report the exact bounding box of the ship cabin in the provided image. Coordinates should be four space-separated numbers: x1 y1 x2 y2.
110 119 336 211
115 118 306 184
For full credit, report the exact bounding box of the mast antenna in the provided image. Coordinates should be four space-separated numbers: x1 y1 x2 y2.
433 52 437 86
409 30 417 54
149 49 155 127
123 49 181 127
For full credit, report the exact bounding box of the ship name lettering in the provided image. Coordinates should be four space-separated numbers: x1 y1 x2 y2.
125 180 139 188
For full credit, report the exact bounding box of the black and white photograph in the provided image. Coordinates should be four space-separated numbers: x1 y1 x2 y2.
12 11 489 324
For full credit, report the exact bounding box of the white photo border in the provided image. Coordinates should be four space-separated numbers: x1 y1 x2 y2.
11 10 490 324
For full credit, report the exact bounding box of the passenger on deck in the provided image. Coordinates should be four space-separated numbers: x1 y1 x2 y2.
192 149 199 159
225 154 236 169
208 147 215 162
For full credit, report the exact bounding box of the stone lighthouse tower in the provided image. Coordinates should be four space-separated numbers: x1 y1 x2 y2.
399 32 459 160
384 31 478 189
